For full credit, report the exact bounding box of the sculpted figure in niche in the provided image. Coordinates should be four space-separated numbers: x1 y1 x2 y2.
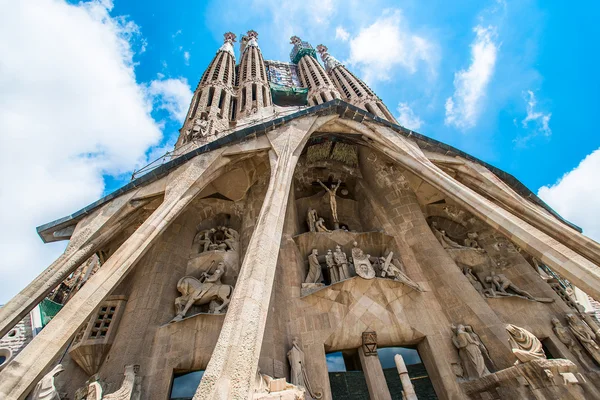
465 325 494 371
351 242 375 279
193 228 216 253
306 208 318 232
431 222 466 250
552 317 591 369
315 217 330 233
484 273 554 303
566 313 600 365
464 232 482 249
325 249 339 283
32 364 64 400
333 245 350 280
305 249 322 284
506 324 546 364
222 227 239 251
379 252 424 292
171 262 233 321
317 178 341 224
451 324 489 379
287 337 322 399
463 267 485 296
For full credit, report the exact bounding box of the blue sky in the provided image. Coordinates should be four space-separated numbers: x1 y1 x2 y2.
0 0 599 303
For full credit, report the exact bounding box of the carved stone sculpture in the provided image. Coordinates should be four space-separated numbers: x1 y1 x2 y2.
430 222 492 270
484 273 554 303
465 325 495 371
566 313 600 365
31 364 64 400
325 250 338 283
304 249 322 284
464 232 482 249
287 337 322 399
506 324 546 364
193 228 216 253
333 245 350 280
463 267 485 295
171 262 233 321
351 242 375 279
552 317 590 369
184 118 209 143
222 227 239 251
451 324 490 379
379 252 423 292
315 218 330 233
103 365 141 400
317 178 341 224
306 208 318 232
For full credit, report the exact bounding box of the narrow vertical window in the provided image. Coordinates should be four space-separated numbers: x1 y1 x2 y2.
241 88 247 111
207 87 215 107
252 84 257 101
217 89 226 113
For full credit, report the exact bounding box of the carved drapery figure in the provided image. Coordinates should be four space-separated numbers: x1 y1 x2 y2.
552 317 590 369
431 222 468 250
317 179 341 223
464 325 494 371
351 242 375 279
325 250 339 283
506 324 545 364
451 324 489 379
306 208 318 232
315 218 330 233
484 273 554 303
32 364 64 400
333 245 350 280
287 338 322 399
566 313 600 365
305 249 322 284
379 252 423 292
103 365 141 400
171 262 233 321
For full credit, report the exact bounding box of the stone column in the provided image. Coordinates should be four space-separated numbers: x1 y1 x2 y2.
0 190 144 339
342 120 600 301
194 115 335 400
0 149 230 400
358 347 392 400
394 354 417 400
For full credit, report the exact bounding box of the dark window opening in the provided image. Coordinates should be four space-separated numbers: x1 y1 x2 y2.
217 90 225 111
241 88 247 111
206 87 215 107
262 86 268 106
230 97 237 121
252 84 257 101
320 92 327 103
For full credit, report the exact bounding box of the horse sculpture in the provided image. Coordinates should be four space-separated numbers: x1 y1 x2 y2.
171 263 233 322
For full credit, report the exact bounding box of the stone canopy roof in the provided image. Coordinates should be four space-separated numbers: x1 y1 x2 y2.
36 99 580 242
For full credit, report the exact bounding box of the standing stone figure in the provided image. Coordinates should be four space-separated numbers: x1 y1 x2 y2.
305 249 322 284
325 249 339 283
463 267 484 296
506 324 546 364
333 245 350 280
306 208 318 232
287 337 322 399
552 317 590 369
566 313 600 365
317 179 341 224
31 364 64 400
465 325 494 371
351 242 375 279
451 324 490 379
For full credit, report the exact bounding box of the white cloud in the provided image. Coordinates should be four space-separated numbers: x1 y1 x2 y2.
0 0 174 303
522 90 551 135
335 26 350 41
146 77 193 123
538 149 600 242
396 102 423 130
445 25 498 129
183 51 191 65
348 9 437 83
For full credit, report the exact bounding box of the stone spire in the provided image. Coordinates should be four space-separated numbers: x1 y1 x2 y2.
176 32 238 148
317 44 397 123
237 30 271 120
290 36 341 106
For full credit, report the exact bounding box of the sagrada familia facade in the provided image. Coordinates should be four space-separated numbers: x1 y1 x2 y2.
2 31 600 400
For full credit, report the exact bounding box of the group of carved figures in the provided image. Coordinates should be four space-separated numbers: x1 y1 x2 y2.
304 242 423 291
183 117 211 144
452 312 600 381
193 226 239 253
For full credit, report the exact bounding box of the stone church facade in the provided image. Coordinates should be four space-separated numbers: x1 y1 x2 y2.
2 32 600 400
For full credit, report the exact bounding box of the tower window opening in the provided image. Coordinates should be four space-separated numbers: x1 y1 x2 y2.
330 91 336 100
310 70 320 87
217 89 226 115
301 63 313 90
259 53 266 80
242 56 248 80
351 71 375 96
320 92 327 103
207 87 215 107
311 56 330 86
202 57 217 84
241 87 247 111
365 103 376 116
313 96 319 105
252 84 257 101
262 86 268 106
190 90 202 119
251 50 257 78
212 52 224 81
230 97 237 120
223 56 230 84
340 69 361 97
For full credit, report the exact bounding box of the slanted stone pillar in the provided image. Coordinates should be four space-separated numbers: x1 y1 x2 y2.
0 190 143 339
358 347 392 400
395 354 417 400
194 115 335 400
0 149 230 400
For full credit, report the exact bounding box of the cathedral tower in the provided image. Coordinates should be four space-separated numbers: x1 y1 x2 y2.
237 30 271 120
290 36 341 106
317 44 397 123
177 32 237 147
